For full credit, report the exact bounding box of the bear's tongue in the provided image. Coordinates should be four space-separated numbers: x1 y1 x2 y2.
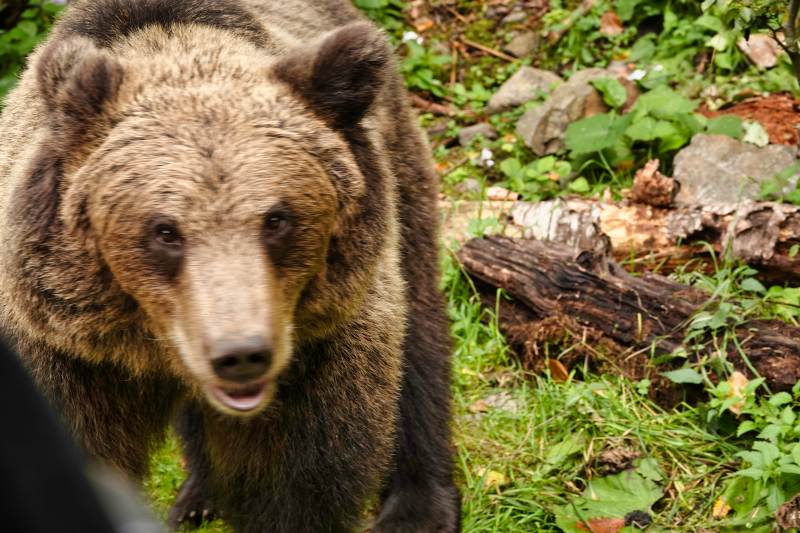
212 382 267 412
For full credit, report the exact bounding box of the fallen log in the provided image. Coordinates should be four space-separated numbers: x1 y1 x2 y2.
510 198 800 283
457 236 800 400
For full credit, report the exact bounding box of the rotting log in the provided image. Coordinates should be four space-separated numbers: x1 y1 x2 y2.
510 199 800 283
457 236 800 397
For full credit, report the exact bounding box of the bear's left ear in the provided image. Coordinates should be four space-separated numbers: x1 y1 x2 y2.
273 23 392 130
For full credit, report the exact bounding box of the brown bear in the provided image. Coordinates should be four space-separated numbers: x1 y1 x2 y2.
0 1 459 531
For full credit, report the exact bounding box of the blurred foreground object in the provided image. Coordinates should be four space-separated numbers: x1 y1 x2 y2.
0 338 163 533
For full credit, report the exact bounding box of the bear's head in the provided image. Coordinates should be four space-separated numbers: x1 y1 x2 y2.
20 22 394 416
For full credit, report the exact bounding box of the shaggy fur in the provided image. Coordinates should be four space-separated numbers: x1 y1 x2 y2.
0 1 459 531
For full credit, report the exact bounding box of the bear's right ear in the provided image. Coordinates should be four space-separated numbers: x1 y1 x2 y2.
273 23 392 131
36 37 124 131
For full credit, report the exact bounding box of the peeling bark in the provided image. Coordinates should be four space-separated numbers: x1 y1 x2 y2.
510 199 800 283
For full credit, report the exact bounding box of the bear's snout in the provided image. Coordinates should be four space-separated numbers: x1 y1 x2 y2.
210 337 272 383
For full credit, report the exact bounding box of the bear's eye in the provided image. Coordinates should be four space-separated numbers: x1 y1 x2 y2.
263 209 292 239
265 214 288 234
154 224 183 248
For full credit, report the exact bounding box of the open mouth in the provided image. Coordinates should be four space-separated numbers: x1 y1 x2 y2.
210 381 269 412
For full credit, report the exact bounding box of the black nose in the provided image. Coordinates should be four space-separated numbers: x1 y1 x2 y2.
210 338 272 383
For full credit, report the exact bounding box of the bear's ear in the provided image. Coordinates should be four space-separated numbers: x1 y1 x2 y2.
273 23 392 130
36 37 124 129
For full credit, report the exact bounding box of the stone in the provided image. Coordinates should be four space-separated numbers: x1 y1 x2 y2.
673 134 799 205
486 66 563 113
737 34 783 70
515 67 611 155
458 122 497 146
501 8 527 25
503 31 539 58
454 178 482 196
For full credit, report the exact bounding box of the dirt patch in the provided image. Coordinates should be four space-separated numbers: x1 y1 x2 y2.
699 93 800 145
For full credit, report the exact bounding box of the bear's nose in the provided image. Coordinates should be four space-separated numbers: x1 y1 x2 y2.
210 337 272 383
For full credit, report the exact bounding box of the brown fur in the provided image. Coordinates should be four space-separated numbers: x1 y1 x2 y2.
0 1 458 531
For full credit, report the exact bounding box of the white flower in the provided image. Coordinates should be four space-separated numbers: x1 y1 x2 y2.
402 31 424 45
652 64 665 72
627 69 647 81
479 148 495 168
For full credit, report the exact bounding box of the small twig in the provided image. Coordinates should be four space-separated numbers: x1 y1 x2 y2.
408 93 454 116
450 44 458 86
443 4 470 25
460 37 516 62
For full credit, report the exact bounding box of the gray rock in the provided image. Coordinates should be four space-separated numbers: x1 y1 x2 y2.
487 67 563 113
503 31 539 58
515 67 610 155
673 134 799 205
458 123 497 146
454 178 482 195
502 9 527 24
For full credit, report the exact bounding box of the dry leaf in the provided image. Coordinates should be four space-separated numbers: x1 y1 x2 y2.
548 359 570 382
629 159 678 207
468 399 489 413
599 11 623 37
576 517 625 533
712 497 732 519
727 371 749 415
477 468 508 489
414 17 434 33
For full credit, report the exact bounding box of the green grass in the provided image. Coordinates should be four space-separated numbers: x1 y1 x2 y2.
144 250 775 531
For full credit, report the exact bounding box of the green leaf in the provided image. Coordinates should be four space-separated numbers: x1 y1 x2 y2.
499 158 523 179
735 467 765 480
662 367 703 385
777 464 800 476
590 77 628 109
543 433 585 468
769 392 793 406
568 176 591 193
706 115 743 138
553 458 664 533
634 86 697 120
740 277 766 294
565 113 623 155
737 420 757 437
753 440 780 464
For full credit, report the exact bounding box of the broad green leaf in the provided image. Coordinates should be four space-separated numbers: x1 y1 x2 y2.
565 113 623 155
753 440 780 464
662 367 703 385
634 86 697 120
735 467 764 480
568 177 591 193
499 158 523 179
706 115 743 138
769 392 793 406
737 420 757 437
553 458 664 533
590 77 628 109
740 277 766 293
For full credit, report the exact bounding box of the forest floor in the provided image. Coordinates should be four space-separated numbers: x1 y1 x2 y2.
140 1 800 531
